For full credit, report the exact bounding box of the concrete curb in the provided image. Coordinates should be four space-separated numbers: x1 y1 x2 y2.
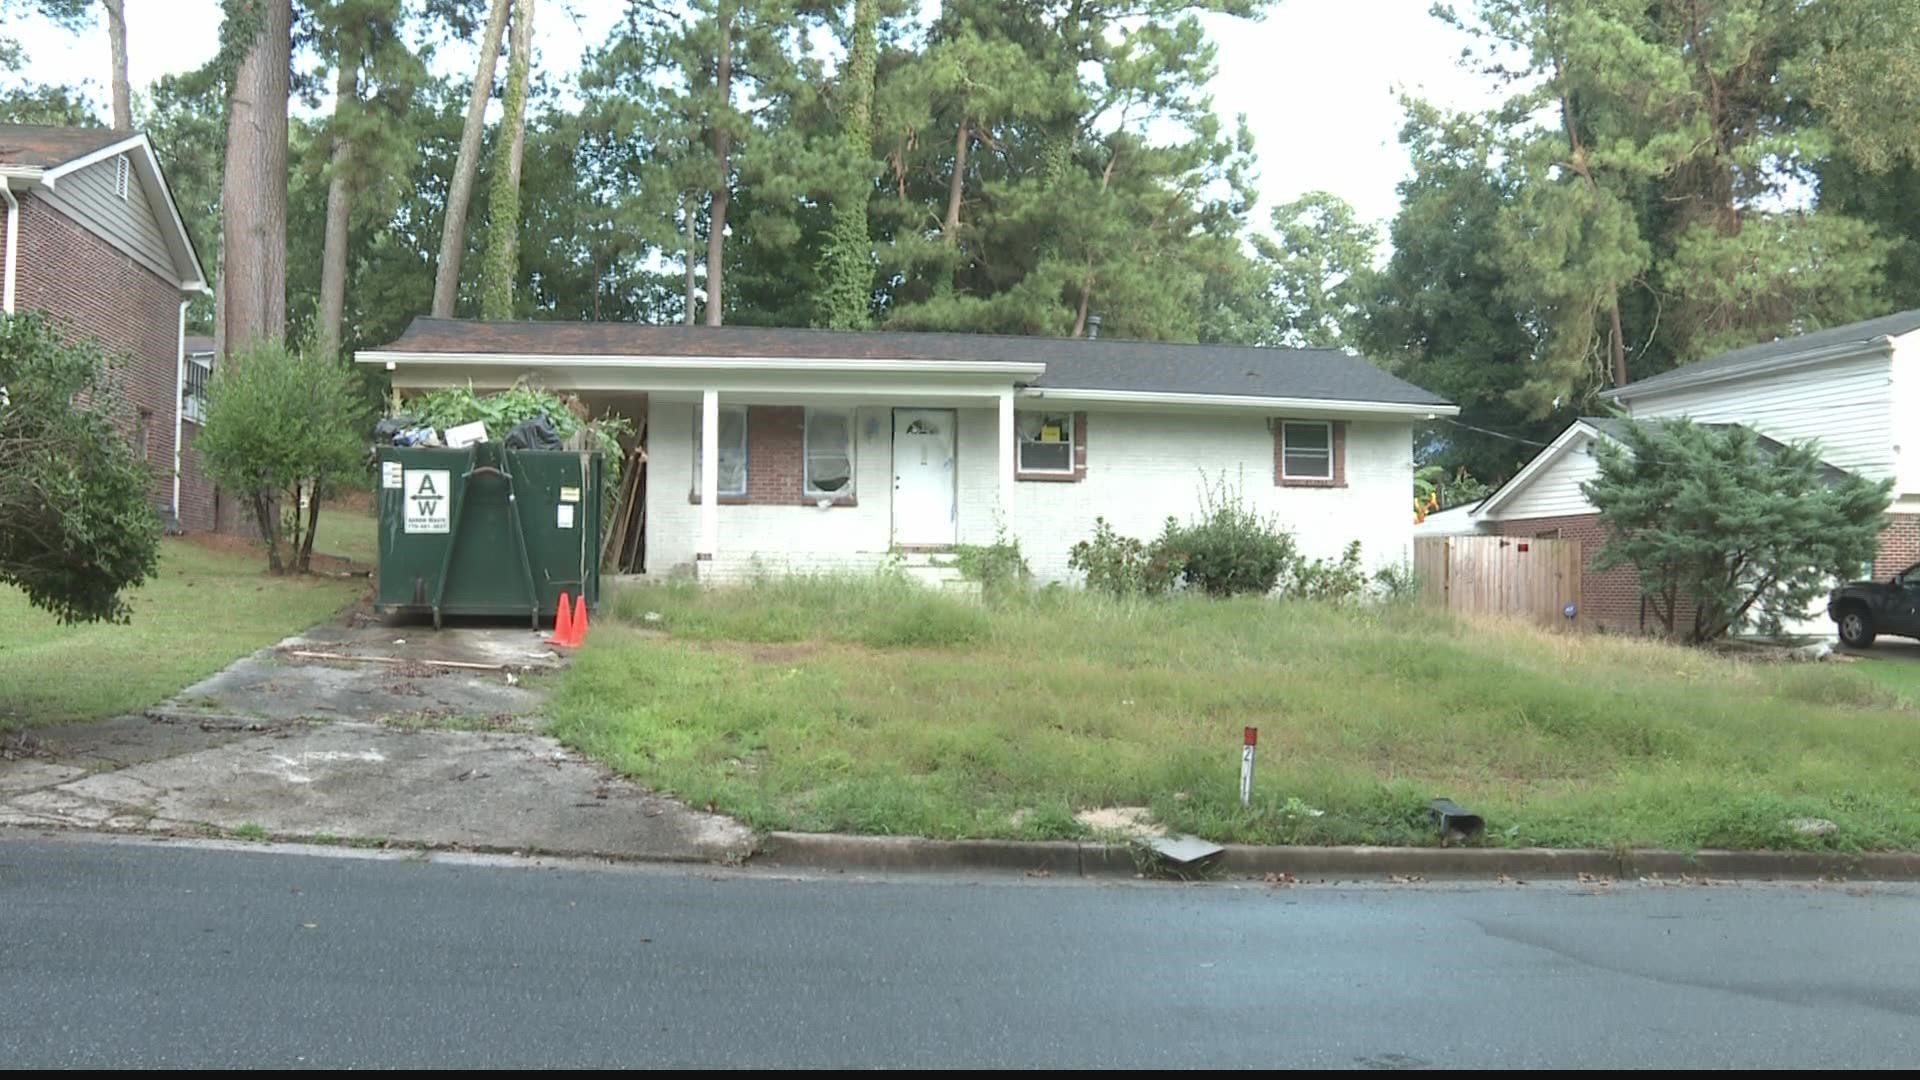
756 832 1920 881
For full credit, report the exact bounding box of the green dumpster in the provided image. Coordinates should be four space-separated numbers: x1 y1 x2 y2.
375 443 604 627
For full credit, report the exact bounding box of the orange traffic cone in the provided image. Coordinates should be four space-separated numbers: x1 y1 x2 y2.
570 593 589 647
546 591 574 647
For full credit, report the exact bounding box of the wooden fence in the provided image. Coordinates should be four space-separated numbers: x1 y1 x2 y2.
1414 535 1582 629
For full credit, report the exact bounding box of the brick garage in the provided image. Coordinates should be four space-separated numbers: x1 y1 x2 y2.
14 194 218 530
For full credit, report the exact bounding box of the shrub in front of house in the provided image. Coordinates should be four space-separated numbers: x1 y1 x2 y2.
1068 516 1186 598
1287 540 1370 601
1161 479 1299 596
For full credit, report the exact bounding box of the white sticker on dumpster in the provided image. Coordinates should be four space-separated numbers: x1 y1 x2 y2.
557 504 575 529
380 461 403 489
403 469 451 533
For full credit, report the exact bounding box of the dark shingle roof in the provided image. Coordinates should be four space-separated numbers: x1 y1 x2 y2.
0 123 125 168
379 318 1453 407
184 335 215 355
1611 309 1920 398
1578 416 1853 484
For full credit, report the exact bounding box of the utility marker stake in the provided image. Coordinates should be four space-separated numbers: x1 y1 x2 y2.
1240 726 1257 808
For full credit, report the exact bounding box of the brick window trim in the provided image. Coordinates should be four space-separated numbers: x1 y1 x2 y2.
688 404 859 507
1016 410 1088 482
1274 419 1346 488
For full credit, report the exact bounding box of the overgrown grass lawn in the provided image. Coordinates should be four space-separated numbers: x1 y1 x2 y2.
1 531 365 729
550 580 1920 851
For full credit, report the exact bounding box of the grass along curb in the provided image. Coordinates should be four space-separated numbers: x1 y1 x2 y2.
756 831 1920 881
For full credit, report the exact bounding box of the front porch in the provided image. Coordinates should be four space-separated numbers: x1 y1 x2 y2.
650 393 1020 583
368 342 1043 581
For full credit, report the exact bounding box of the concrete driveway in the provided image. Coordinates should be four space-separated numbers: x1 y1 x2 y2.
0 621 752 863
1839 636 1920 663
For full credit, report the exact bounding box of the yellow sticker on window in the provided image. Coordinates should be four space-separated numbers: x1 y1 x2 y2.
1040 424 1063 443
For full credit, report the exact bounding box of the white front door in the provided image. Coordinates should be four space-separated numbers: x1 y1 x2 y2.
892 408 957 546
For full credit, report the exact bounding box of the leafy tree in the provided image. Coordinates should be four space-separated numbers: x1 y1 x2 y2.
194 342 366 574
310 0 426 356
0 82 100 125
0 312 160 624
1438 0 1895 417
1359 101 1567 480
143 61 229 334
1583 419 1891 643
1254 191 1377 349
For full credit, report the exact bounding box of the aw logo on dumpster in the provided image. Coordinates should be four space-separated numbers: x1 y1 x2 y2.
403 469 451 534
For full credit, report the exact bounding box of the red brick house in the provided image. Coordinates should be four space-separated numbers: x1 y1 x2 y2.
0 123 218 531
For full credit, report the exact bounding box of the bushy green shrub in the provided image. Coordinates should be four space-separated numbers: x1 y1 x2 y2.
1288 540 1369 601
197 341 365 574
0 312 160 622
1161 478 1298 596
1372 560 1419 601
1068 516 1186 598
953 532 1031 595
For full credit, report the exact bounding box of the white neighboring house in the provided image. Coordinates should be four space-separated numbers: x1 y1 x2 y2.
357 319 1458 584
1447 309 1920 632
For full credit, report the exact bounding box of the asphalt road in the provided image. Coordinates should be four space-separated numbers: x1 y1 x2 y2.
3 837 1918 1068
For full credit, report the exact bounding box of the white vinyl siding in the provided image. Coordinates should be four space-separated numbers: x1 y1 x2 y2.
36 154 180 281
1626 350 1896 482
1499 435 1605 519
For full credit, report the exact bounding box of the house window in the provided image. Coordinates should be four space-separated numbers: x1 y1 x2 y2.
134 407 152 461
113 155 130 199
1280 421 1333 481
181 353 212 423
1017 411 1074 474
804 408 854 497
692 405 747 497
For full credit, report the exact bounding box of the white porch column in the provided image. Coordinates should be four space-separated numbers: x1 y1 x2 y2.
997 388 1016 526
699 388 720 564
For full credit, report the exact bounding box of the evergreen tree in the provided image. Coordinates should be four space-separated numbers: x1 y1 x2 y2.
1585 419 1891 643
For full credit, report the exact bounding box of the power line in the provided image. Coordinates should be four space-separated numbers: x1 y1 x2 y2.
1434 416 1550 448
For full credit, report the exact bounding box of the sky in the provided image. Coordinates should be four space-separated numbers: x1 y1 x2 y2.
8 0 1501 232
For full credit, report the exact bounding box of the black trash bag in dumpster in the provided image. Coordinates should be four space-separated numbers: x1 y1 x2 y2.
505 415 564 451
372 415 417 445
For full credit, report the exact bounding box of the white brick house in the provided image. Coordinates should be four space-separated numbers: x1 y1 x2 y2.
359 320 1457 583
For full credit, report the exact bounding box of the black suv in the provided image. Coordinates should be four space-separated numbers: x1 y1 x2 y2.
1829 562 1920 647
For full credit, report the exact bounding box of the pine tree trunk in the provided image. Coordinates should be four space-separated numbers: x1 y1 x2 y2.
942 116 969 243
682 192 697 325
1607 302 1628 387
479 0 535 321
219 0 292 353
815 0 879 329
316 43 362 358
103 0 130 132
704 4 733 328
1070 147 1118 338
431 0 511 319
